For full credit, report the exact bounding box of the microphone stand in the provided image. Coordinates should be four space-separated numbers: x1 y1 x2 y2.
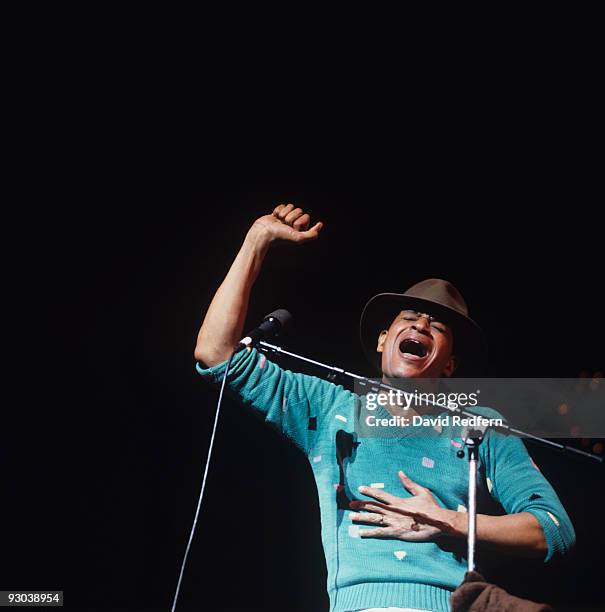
258 340 602 463
257 340 603 574
463 433 483 572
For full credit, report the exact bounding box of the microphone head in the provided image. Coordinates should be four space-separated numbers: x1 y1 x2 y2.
461 423 488 443
263 309 292 334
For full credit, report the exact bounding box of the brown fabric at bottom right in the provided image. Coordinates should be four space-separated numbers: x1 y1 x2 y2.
450 571 553 612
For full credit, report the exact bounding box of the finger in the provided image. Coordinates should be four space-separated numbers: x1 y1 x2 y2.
276 203 294 220
398 470 425 496
357 485 398 504
349 511 387 525
351 500 421 520
292 221 323 242
292 212 310 231
349 500 388 513
284 207 304 226
272 204 285 216
359 527 393 539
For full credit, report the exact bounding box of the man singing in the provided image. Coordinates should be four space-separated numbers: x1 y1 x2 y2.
194 204 575 612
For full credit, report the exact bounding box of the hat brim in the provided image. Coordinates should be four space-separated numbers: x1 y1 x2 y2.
359 293 487 376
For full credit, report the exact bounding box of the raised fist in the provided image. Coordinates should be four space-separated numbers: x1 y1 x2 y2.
250 203 323 245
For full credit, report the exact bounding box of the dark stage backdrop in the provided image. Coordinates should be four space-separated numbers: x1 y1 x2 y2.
7 5 603 612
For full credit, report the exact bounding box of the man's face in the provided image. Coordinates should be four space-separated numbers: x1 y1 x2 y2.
377 309 456 378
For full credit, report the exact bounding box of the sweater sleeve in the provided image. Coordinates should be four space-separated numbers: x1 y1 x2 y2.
483 431 576 562
195 347 350 454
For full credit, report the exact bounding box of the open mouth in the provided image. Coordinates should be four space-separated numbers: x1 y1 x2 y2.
399 338 429 360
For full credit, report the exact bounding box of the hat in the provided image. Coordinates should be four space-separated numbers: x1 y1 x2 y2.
359 278 487 375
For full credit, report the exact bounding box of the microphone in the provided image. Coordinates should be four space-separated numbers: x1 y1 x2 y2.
461 423 488 444
234 309 292 353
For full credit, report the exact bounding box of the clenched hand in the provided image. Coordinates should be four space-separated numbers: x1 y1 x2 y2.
250 203 323 245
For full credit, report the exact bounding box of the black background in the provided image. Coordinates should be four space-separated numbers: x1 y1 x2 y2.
7 4 604 611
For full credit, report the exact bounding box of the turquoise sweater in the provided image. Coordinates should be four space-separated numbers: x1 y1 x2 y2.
196 347 575 612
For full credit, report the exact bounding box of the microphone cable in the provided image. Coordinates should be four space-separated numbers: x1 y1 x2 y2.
170 350 236 612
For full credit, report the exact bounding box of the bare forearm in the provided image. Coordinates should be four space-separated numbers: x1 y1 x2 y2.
445 509 547 558
195 227 270 366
